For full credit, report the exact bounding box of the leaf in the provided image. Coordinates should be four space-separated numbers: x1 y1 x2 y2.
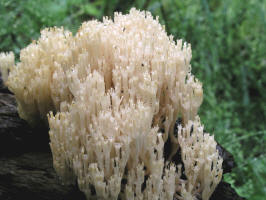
83 4 101 18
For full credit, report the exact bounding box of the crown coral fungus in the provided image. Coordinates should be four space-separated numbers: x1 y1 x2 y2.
0 52 14 84
1 8 222 200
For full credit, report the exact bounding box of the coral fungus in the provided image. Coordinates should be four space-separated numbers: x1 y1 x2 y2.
1 8 222 200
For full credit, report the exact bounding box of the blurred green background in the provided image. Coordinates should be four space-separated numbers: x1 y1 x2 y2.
0 0 265 199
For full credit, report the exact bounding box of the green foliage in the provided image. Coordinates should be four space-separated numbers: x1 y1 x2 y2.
0 0 265 199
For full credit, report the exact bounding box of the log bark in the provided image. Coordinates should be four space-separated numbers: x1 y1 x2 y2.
0 76 244 200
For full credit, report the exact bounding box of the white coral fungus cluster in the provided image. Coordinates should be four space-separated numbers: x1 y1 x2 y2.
0 52 14 84
1 8 223 200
